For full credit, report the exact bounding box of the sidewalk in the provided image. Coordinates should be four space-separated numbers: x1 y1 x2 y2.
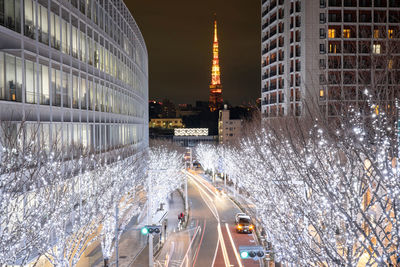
129 190 185 266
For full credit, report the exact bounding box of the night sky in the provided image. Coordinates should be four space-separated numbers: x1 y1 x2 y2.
125 0 261 106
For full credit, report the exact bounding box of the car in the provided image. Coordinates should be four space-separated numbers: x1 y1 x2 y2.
215 187 225 196
235 213 247 223
235 215 254 233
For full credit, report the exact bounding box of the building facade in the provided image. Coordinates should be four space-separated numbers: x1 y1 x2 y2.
218 106 242 144
0 0 149 153
150 118 183 129
261 0 400 118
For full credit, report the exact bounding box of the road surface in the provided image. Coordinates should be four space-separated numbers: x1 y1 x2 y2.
156 170 262 267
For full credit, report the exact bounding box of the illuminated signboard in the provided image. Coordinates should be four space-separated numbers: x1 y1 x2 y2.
174 128 208 136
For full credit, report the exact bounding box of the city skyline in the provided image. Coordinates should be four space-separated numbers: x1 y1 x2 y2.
125 1 260 106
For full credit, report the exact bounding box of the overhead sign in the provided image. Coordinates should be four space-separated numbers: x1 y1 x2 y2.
174 128 209 136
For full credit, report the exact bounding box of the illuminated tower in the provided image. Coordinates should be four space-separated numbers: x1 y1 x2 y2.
209 17 223 112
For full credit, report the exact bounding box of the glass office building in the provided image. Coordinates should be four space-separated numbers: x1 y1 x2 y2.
0 0 148 153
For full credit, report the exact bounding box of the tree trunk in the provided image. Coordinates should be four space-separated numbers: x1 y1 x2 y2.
104 258 109 267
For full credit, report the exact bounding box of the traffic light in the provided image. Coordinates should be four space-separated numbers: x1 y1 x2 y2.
141 225 161 235
239 246 265 260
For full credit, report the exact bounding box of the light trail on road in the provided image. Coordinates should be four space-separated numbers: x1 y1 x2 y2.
225 223 244 267
217 222 231 267
185 170 233 267
192 219 206 267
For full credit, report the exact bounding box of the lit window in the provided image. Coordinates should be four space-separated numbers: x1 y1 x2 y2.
388 29 394 39
343 29 350 38
373 44 381 54
374 29 379 39
328 29 336 38
329 44 338 53
320 89 324 97
389 59 393 69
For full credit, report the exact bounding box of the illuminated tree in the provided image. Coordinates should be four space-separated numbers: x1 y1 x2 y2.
197 95 400 265
148 145 184 218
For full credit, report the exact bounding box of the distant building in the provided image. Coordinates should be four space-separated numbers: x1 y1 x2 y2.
149 100 163 119
150 118 184 129
161 99 177 118
176 103 201 117
218 105 242 144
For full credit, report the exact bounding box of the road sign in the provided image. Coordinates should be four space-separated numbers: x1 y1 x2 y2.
239 246 265 260
141 225 162 235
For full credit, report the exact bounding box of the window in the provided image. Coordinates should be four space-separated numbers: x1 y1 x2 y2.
388 59 393 69
329 43 339 53
343 29 350 38
24 0 35 38
61 20 68 54
39 6 48 44
320 0 326 7
72 26 78 58
388 29 394 39
73 75 79 108
320 89 325 97
320 13 326 23
320 28 326 38
4 0 17 31
374 29 379 39
373 44 381 54
5 54 15 102
41 65 49 105
319 74 326 84
25 60 36 104
320 43 326 53
319 58 326 69
80 31 86 61
328 29 336 38
16 58 22 102
80 76 87 109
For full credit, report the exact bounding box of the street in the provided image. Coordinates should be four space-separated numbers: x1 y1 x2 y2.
154 170 262 267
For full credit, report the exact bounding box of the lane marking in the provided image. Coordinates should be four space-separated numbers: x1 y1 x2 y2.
165 241 174 267
225 223 244 267
211 236 220 267
179 226 201 267
217 222 231 267
184 170 218 198
191 177 219 220
192 219 206 267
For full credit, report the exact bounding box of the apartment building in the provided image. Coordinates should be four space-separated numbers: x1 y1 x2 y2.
261 0 400 117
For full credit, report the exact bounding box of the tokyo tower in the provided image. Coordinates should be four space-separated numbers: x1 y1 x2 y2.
209 17 223 112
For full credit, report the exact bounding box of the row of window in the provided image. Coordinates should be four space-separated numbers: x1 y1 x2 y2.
321 0 400 8
0 52 144 117
319 42 385 54
0 0 147 97
320 28 397 39
9 121 144 154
